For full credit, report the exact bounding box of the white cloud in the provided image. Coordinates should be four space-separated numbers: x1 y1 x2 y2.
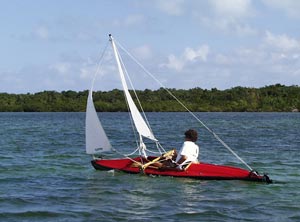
210 0 254 18
0 71 23 92
4 1 300 93
164 54 185 71
162 45 210 71
201 17 257 36
132 45 152 60
35 26 49 40
79 52 116 80
196 0 257 36
292 69 300 77
79 62 116 81
234 22 257 36
215 54 233 65
155 0 185 16
158 28 300 90
184 45 210 62
262 0 300 18
264 31 300 51
124 14 145 26
80 67 91 79
112 14 145 28
50 62 71 75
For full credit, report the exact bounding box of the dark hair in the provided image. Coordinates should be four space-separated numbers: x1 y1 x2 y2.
184 129 198 142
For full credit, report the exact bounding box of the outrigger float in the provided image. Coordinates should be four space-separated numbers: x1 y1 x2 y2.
86 35 272 184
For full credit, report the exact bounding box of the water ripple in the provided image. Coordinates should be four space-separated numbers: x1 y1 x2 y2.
0 112 299 221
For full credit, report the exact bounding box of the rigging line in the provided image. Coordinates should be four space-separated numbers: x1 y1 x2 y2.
157 142 167 153
123 146 140 156
116 44 156 140
117 43 167 155
90 41 109 92
112 148 141 164
115 39 253 171
155 142 163 155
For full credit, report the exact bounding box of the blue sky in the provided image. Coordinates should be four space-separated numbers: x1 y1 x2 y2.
1 0 300 93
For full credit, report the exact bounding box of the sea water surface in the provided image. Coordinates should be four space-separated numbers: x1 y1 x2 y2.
0 112 299 222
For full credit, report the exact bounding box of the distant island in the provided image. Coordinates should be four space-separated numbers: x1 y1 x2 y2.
0 84 299 112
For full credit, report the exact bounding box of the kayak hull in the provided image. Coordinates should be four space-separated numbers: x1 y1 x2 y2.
91 156 272 183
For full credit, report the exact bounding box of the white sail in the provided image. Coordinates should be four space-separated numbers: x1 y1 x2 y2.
110 35 157 142
85 90 112 154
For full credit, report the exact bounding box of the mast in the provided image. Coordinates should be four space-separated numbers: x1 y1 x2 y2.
109 34 158 157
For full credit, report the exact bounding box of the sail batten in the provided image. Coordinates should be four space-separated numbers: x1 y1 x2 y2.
85 90 112 154
110 35 157 142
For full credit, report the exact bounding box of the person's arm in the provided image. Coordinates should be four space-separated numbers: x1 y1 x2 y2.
175 155 187 165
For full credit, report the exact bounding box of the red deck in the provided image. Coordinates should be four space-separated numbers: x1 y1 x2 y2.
91 156 271 183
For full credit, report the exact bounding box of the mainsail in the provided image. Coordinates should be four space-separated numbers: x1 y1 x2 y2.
85 90 112 154
109 35 157 142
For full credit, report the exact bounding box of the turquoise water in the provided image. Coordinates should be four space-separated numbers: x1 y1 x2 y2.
0 112 299 221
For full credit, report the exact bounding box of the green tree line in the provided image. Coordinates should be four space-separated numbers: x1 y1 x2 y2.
0 84 299 112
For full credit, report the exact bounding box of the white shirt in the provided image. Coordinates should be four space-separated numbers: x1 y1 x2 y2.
176 141 199 164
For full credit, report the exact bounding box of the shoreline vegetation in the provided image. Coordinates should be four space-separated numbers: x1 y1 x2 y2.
1 84 299 112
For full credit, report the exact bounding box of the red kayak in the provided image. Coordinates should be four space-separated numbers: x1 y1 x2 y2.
91 156 272 183
86 35 272 184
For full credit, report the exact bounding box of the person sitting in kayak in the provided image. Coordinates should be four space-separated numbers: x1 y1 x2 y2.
174 129 199 169
155 129 199 170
